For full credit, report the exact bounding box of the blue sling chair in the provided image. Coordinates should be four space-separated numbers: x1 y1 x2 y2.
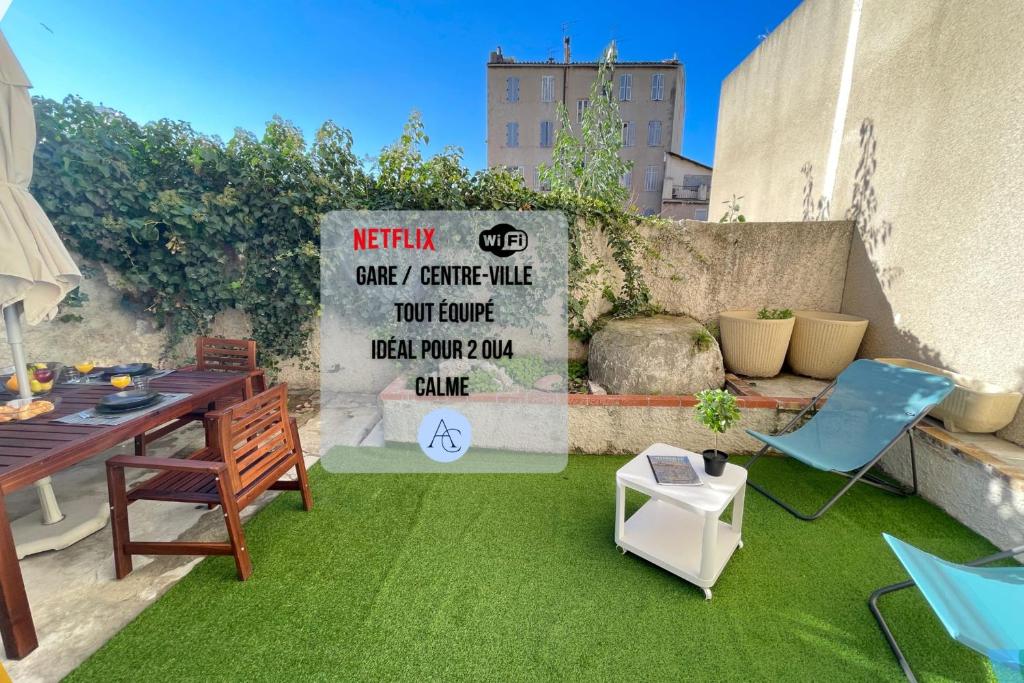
743 359 954 521
870 534 1024 682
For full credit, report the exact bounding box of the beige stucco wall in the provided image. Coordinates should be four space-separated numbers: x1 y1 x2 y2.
581 219 853 326
709 0 1024 443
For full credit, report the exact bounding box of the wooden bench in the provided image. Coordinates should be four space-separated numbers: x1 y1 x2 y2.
107 384 312 580
134 337 266 456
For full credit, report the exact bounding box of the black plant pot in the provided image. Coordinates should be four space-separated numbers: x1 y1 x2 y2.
702 449 729 477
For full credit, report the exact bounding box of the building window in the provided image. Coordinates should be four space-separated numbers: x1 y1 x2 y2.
644 164 660 192
540 120 554 148
576 99 589 123
620 170 632 189
506 77 520 103
622 121 636 148
647 120 662 146
541 75 555 103
651 73 664 101
694 207 709 221
506 121 519 148
619 73 632 101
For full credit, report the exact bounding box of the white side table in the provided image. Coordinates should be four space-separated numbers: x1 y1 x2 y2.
615 443 747 600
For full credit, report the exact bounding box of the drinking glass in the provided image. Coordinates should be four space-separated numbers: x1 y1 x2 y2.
110 375 132 390
134 376 151 392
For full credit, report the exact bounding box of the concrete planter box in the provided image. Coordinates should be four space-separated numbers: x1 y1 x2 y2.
378 379 567 452
378 378 809 455
877 358 1023 433
786 311 868 380
719 310 795 378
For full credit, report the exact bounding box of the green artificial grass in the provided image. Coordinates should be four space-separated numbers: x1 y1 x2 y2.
68 455 1003 682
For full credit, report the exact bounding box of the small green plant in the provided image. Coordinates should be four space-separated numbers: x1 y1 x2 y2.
691 325 715 352
756 307 794 320
719 194 746 222
466 369 501 394
694 388 741 454
495 356 557 389
567 360 588 393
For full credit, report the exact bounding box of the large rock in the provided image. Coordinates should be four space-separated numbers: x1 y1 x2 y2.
588 315 724 395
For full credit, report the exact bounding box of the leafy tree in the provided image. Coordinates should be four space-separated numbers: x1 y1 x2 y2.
539 42 631 206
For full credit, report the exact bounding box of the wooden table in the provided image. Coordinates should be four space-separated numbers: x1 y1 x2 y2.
0 370 250 659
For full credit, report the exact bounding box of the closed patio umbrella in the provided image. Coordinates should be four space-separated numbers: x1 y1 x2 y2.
0 30 81 389
0 30 104 558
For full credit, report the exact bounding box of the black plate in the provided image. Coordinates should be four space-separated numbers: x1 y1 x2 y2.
102 363 153 378
97 389 160 412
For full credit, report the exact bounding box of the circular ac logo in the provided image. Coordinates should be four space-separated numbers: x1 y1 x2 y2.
417 408 472 462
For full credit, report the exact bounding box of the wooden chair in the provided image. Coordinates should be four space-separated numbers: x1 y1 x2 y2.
134 337 266 456
107 384 312 580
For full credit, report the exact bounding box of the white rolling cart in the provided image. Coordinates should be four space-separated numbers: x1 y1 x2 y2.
615 443 747 600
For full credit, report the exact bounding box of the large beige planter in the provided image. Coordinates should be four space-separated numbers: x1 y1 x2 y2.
877 358 1023 433
718 310 795 378
786 311 868 380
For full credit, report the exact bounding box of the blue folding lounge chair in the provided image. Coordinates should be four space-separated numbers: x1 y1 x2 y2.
869 534 1024 682
744 359 954 520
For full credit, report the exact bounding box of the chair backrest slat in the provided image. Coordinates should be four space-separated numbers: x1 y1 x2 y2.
196 337 257 374
212 384 297 494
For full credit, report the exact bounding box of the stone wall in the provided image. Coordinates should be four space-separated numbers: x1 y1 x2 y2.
708 0 1024 445
880 428 1024 551
2 219 853 390
0 261 320 388
580 218 853 327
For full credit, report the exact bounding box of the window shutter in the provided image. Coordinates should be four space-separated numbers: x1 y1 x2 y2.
647 120 663 146
506 122 519 147
651 74 664 101
507 77 520 102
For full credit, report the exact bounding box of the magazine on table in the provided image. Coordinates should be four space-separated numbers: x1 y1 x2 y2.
647 454 704 486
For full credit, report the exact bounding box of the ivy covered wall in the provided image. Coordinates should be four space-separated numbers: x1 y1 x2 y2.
28 96 655 371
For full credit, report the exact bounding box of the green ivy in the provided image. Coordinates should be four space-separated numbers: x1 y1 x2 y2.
31 96 655 370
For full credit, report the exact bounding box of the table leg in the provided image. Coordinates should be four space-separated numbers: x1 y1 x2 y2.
0 494 37 659
732 486 746 542
614 482 625 546
699 510 719 581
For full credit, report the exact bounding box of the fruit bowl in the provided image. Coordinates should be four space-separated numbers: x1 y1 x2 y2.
1 362 64 397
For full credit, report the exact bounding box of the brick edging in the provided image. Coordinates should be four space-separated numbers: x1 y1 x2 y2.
379 376 813 410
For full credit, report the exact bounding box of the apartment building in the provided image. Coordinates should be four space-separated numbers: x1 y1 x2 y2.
486 41 684 215
661 152 713 220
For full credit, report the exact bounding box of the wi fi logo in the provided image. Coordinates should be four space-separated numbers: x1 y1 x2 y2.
478 223 528 257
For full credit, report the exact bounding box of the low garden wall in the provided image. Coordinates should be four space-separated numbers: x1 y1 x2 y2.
578 219 854 329
880 424 1024 550
2 220 853 391
379 378 809 454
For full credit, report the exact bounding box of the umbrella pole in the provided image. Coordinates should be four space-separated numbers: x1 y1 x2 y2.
3 301 32 401
4 302 66 527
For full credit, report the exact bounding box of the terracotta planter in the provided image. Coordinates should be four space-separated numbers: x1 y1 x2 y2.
718 310 795 378
786 311 868 379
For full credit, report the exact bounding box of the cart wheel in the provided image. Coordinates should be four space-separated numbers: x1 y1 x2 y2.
703 588 712 601
617 545 626 554
738 539 744 549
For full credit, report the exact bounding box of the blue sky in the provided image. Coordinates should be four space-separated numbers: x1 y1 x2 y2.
1 0 800 170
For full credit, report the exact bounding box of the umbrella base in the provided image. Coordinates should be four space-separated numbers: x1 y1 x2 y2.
13 496 109 559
